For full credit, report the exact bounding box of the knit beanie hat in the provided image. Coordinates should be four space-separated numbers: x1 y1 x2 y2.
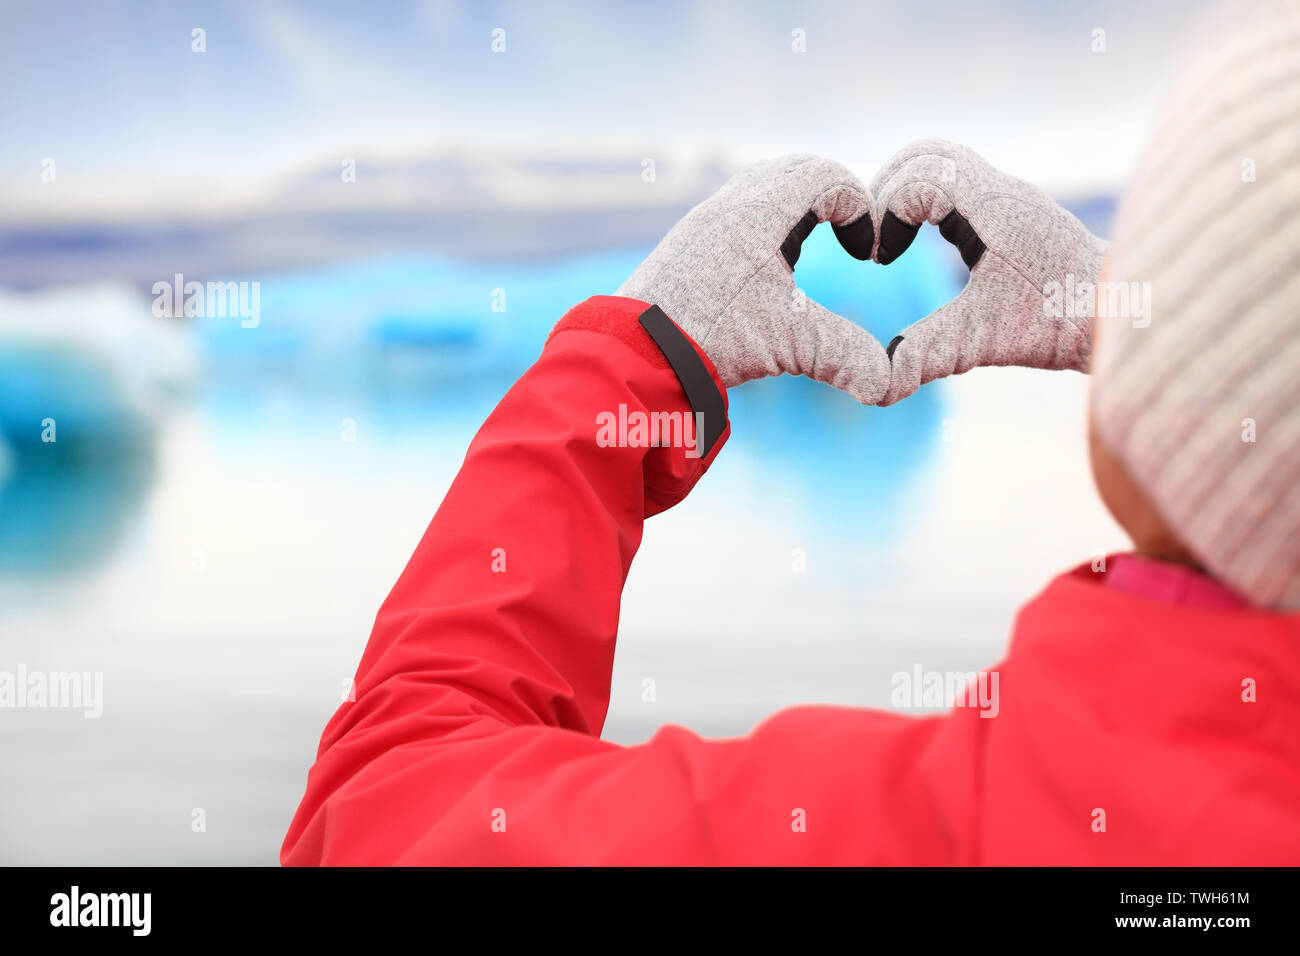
1091 0 1300 609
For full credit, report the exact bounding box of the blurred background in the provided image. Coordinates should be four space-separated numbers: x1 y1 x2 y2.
1 0 1215 863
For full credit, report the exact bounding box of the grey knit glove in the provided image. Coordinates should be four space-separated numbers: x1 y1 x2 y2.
869 139 1108 405
618 154 890 404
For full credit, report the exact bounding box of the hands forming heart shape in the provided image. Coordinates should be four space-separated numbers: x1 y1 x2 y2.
617 140 1108 406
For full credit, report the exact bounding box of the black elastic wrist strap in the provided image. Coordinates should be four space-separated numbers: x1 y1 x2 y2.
637 305 726 458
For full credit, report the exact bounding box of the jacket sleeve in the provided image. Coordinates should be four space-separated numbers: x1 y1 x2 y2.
280 295 973 866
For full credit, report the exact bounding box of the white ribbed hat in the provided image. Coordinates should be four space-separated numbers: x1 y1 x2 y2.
1092 0 1300 608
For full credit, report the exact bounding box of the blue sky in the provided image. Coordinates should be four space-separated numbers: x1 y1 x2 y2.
1 0 1217 217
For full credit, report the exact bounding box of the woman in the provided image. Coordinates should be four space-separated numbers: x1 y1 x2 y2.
283 0 1300 865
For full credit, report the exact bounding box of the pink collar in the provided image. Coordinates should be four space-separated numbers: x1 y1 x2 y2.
1104 553 1251 612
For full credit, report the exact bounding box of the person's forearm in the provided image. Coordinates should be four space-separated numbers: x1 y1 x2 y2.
280 295 729 863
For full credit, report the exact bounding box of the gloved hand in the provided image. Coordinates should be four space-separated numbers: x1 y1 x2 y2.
869 138 1108 405
618 154 891 404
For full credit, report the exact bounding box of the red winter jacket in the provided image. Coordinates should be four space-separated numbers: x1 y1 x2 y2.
281 295 1300 865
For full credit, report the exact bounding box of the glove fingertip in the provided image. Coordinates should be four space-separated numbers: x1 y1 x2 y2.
843 370 889 406
831 213 875 261
878 375 918 407
875 211 921 265
879 335 924 406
